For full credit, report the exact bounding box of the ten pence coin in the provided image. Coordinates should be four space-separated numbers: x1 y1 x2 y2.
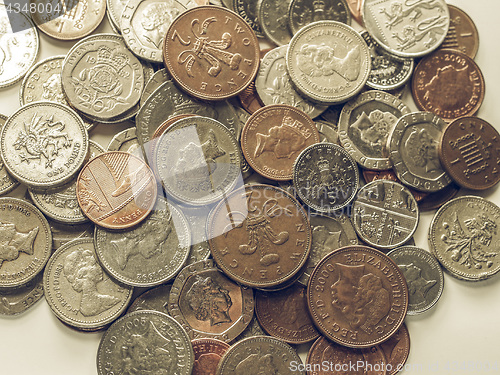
307 245 409 348
192 338 230 375
163 6 260 100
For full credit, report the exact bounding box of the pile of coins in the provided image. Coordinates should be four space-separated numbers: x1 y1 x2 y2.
0 0 499 374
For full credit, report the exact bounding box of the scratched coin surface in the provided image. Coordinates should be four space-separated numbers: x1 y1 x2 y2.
308 245 409 348
209 184 312 288
76 151 157 229
43 238 133 330
288 0 351 35
0 272 43 315
378 322 410 375
192 338 230 375
163 6 260 100
94 197 190 287
0 102 89 189
97 310 194 375
439 5 479 59
352 180 419 250
0 115 19 195
169 259 254 342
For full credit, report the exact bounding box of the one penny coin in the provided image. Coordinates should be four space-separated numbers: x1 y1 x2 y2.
192 338 230 375
307 245 408 348
439 5 479 59
163 6 260 100
76 151 157 229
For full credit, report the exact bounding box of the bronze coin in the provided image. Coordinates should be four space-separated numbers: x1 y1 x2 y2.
439 5 479 59
208 184 312 288
163 6 260 100
238 81 264 114
418 182 460 212
439 117 500 190
306 336 387 375
192 338 230 375
378 322 410 375
76 151 157 229
307 245 408 348
241 104 320 181
411 49 485 122
255 284 320 344
346 0 363 25
362 169 428 202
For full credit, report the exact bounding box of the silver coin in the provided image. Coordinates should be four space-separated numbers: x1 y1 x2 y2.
94 197 191 287
106 127 141 157
178 205 212 265
121 0 187 63
352 179 419 250
0 102 89 189
362 0 449 58
258 0 292 46
88 139 106 160
388 245 444 314
339 90 410 170
61 33 144 120
293 143 359 213
0 272 43 316
361 31 414 91
315 120 339 144
127 283 172 315
216 336 305 374
0 197 52 288
388 111 452 192
97 310 194 375
140 68 171 107
288 0 351 35
286 21 371 104
0 5 39 88
48 220 94 251
0 114 19 195
235 314 267 341
429 196 500 281
169 259 254 342
233 0 265 38
107 0 127 33
43 238 133 329
154 116 242 206
256 46 328 118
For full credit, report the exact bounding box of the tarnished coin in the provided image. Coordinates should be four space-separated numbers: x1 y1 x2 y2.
127 283 172 314
339 90 410 170
43 238 133 330
192 338 230 375
255 284 320 344
306 336 387 375
216 336 305 375
97 310 194 375
121 0 187 63
418 182 459 212
0 272 43 316
0 5 39 88
352 180 419 250
0 102 89 189
429 196 500 281
293 143 359 213
169 259 254 342
61 33 144 120
438 117 500 191
288 0 351 35
95 197 190 287
140 68 171 107
379 322 410 375
286 21 371 104
76 151 157 229
209 184 311 288
241 104 320 181
388 112 452 192
308 245 408 347
154 116 241 206
388 246 444 315
298 212 358 286
412 49 485 122
163 6 260 100
439 5 479 59
362 169 428 202
362 0 449 58
0 115 19 195
106 127 140 155
256 46 328 119
258 0 292 46
233 0 264 38
30 0 106 40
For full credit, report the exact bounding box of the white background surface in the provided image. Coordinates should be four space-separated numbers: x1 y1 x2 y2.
1 0 499 374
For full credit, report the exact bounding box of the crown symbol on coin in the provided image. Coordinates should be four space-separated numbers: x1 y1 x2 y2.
282 114 312 139
171 92 198 113
97 46 129 73
317 156 330 173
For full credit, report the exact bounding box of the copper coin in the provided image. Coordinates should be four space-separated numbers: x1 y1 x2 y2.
306 336 387 375
362 169 428 202
439 117 500 190
241 104 320 181
378 323 410 375
418 182 460 212
238 81 264 114
192 338 230 375
346 0 363 25
163 6 260 100
439 5 479 59
76 151 157 229
255 284 320 344
411 49 485 122
307 245 408 348
208 184 312 288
